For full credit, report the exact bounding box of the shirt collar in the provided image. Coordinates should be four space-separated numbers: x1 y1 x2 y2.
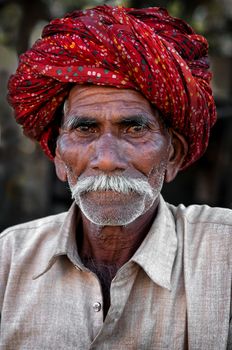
33 196 177 290
33 202 84 279
131 195 177 291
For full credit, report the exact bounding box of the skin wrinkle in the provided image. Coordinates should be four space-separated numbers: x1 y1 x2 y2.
62 97 166 133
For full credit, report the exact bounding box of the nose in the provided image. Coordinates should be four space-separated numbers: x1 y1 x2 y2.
90 134 127 173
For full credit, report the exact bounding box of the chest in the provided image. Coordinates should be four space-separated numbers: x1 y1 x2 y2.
1 261 188 349
1 256 231 350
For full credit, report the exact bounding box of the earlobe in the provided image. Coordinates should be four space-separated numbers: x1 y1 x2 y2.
164 129 188 183
54 146 67 182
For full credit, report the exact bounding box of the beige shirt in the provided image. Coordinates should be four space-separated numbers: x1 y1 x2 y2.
0 196 232 350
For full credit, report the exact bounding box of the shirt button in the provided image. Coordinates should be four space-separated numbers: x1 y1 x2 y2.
93 302 101 312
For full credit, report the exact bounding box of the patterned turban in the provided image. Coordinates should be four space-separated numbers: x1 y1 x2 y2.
8 5 216 169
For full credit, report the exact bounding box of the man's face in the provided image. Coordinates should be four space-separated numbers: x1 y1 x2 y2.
55 85 173 226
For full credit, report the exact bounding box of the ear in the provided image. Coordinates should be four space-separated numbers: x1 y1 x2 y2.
164 129 188 183
54 143 67 182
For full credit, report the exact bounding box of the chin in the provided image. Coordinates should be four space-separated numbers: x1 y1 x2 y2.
75 191 156 226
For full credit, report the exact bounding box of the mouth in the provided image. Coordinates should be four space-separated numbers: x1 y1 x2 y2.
81 190 140 204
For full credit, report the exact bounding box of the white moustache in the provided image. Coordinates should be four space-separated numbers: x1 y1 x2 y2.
70 174 154 198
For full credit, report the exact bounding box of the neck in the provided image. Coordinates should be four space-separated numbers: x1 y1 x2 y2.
78 198 159 269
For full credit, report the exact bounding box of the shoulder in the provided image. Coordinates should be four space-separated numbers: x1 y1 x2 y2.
1 211 67 237
0 212 67 252
165 201 232 263
166 200 232 252
167 201 232 228
164 201 232 282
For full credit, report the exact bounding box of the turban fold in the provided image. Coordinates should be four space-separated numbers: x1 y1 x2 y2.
8 5 216 169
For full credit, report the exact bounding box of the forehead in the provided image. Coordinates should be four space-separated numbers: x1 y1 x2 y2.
65 85 161 122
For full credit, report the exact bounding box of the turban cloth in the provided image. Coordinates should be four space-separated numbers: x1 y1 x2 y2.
8 5 216 169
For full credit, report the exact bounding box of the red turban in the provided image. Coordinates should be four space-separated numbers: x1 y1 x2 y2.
8 5 216 169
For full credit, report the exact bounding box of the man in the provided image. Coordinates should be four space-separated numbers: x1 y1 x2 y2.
1 5 231 349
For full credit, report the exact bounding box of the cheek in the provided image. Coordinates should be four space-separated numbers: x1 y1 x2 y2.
130 138 169 176
57 135 90 175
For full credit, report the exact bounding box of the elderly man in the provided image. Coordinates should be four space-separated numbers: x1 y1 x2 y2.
1 5 231 350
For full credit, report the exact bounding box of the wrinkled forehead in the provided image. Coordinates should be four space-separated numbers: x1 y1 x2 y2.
62 84 167 128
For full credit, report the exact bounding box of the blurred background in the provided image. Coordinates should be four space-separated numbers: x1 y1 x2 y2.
0 0 232 231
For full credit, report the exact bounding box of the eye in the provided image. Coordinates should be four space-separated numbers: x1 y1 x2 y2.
74 124 97 134
129 125 145 132
125 123 148 134
77 125 93 132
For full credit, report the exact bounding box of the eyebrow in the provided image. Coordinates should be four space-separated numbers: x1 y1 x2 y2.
62 116 98 130
119 114 151 126
62 113 157 130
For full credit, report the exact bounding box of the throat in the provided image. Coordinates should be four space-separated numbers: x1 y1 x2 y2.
82 257 117 319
